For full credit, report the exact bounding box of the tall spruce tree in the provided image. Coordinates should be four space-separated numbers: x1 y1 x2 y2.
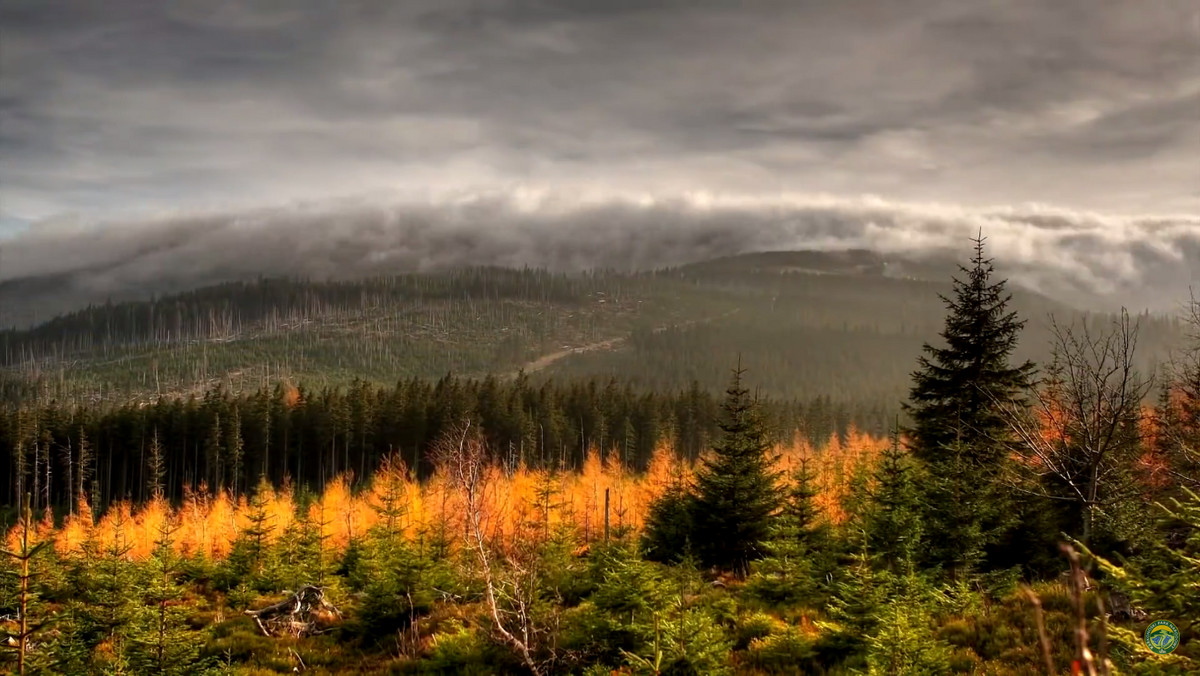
904 234 1033 575
690 366 781 576
904 233 1035 463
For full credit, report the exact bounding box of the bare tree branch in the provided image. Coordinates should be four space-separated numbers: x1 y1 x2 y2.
997 310 1151 544
434 421 554 675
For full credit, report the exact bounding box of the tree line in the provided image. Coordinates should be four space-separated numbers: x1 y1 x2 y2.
1 373 893 517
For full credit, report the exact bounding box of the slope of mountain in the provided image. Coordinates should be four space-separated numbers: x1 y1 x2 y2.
0 250 1186 407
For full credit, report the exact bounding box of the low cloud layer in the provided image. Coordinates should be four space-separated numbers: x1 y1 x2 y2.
2 191 1197 326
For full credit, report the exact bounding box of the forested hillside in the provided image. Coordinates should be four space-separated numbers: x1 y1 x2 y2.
0 251 1186 407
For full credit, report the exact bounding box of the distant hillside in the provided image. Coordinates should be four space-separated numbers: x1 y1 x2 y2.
0 250 1186 408
546 251 1183 400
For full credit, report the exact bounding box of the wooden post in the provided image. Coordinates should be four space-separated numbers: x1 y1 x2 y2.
604 488 611 542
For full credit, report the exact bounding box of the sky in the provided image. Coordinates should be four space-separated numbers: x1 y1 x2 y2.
0 0 1198 314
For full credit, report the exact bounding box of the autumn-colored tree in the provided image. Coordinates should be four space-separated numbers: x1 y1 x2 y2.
1155 292 1200 490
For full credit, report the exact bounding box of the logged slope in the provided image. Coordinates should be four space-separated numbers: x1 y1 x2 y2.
0 267 694 402
0 251 1186 405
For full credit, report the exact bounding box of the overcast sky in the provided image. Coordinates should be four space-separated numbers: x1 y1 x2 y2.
0 1 1198 316
2 0 1198 225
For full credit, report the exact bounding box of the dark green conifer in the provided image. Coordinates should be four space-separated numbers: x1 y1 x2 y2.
748 458 833 604
904 234 1033 574
865 433 925 574
690 366 781 575
640 467 694 565
222 477 278 592
904 233 1033 460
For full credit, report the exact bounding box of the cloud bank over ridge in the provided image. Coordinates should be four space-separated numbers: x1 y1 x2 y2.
2 191 1196 326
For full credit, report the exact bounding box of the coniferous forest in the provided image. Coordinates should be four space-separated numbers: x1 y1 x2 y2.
2 241 1199 675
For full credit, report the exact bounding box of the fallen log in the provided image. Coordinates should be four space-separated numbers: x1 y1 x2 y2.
244 585 341 638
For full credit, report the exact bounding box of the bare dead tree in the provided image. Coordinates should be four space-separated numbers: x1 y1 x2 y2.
147 428 165 501
999 310 1152 544
433 421 553 676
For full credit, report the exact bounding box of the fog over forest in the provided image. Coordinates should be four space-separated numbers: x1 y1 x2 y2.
1 191 1197 327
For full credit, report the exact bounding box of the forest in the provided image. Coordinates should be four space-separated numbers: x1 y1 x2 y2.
2 240 1198 675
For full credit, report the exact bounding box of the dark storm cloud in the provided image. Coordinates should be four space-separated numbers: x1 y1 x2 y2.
2 0 1198 221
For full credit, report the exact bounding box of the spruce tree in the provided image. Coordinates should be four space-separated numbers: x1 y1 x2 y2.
1087 487 1200 670
245 479 276 577
921 439 988 576
690 366 781 575
904 234 1033 575
864 434 925 574
129 515 211 675
350 465 435 642
641 470 694 565
779 459 824 537
369 452 408 535
748 459 833 605
61 507 141 672
904 233 1034 463
223 477 278 592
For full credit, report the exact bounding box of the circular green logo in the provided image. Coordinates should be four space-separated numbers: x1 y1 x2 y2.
1144 620 1180 655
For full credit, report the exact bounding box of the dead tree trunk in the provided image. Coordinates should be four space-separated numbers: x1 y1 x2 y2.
244 586 341 638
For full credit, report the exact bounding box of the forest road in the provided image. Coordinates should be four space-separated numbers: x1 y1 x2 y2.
508 308 740 377
513 336 627 376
